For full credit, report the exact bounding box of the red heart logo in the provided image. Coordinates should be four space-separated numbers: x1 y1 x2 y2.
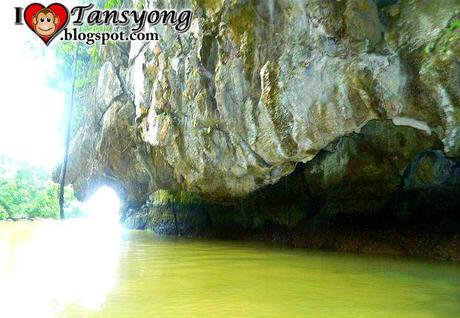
24 3 69 45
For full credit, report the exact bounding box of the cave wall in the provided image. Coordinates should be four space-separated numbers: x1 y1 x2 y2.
119 119 460 260
63 0 460 258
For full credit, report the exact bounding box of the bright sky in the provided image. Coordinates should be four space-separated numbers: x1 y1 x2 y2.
0 1 79 170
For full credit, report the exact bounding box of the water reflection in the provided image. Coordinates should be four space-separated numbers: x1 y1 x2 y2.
0 220 121 317
1 208 460 317
0 186 121 318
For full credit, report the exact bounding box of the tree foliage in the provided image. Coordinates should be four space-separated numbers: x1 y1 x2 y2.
0 156 83 220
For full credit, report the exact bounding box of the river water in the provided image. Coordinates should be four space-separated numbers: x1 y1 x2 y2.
0 220 459 318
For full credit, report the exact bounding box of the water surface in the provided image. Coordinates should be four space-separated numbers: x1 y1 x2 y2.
0 220 459 318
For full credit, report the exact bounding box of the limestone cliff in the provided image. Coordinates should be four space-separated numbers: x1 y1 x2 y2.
64 0 460 260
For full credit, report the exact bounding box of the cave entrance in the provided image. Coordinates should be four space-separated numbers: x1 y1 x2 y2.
82 186 121 227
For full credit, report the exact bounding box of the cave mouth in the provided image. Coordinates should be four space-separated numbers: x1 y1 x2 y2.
82 186 121 227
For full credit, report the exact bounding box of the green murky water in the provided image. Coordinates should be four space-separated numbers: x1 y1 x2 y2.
0 220 459 318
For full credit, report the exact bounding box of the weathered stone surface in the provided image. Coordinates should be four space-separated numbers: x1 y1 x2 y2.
345 0 382 45
398 150 460 223
405 150 460 190
64 0 460 232
304 120 442 216
96 62 123 109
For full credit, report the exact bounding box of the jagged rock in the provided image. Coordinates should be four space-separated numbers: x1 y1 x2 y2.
96 62 123 110
397 150 460 222
64 0 460 221
405 150 460 190
345 0 382 45
304 120 442 216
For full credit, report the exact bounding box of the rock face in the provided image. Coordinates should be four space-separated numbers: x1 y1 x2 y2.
64 0 460 260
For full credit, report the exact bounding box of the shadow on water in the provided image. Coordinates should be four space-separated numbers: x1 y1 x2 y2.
0 210 459 317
